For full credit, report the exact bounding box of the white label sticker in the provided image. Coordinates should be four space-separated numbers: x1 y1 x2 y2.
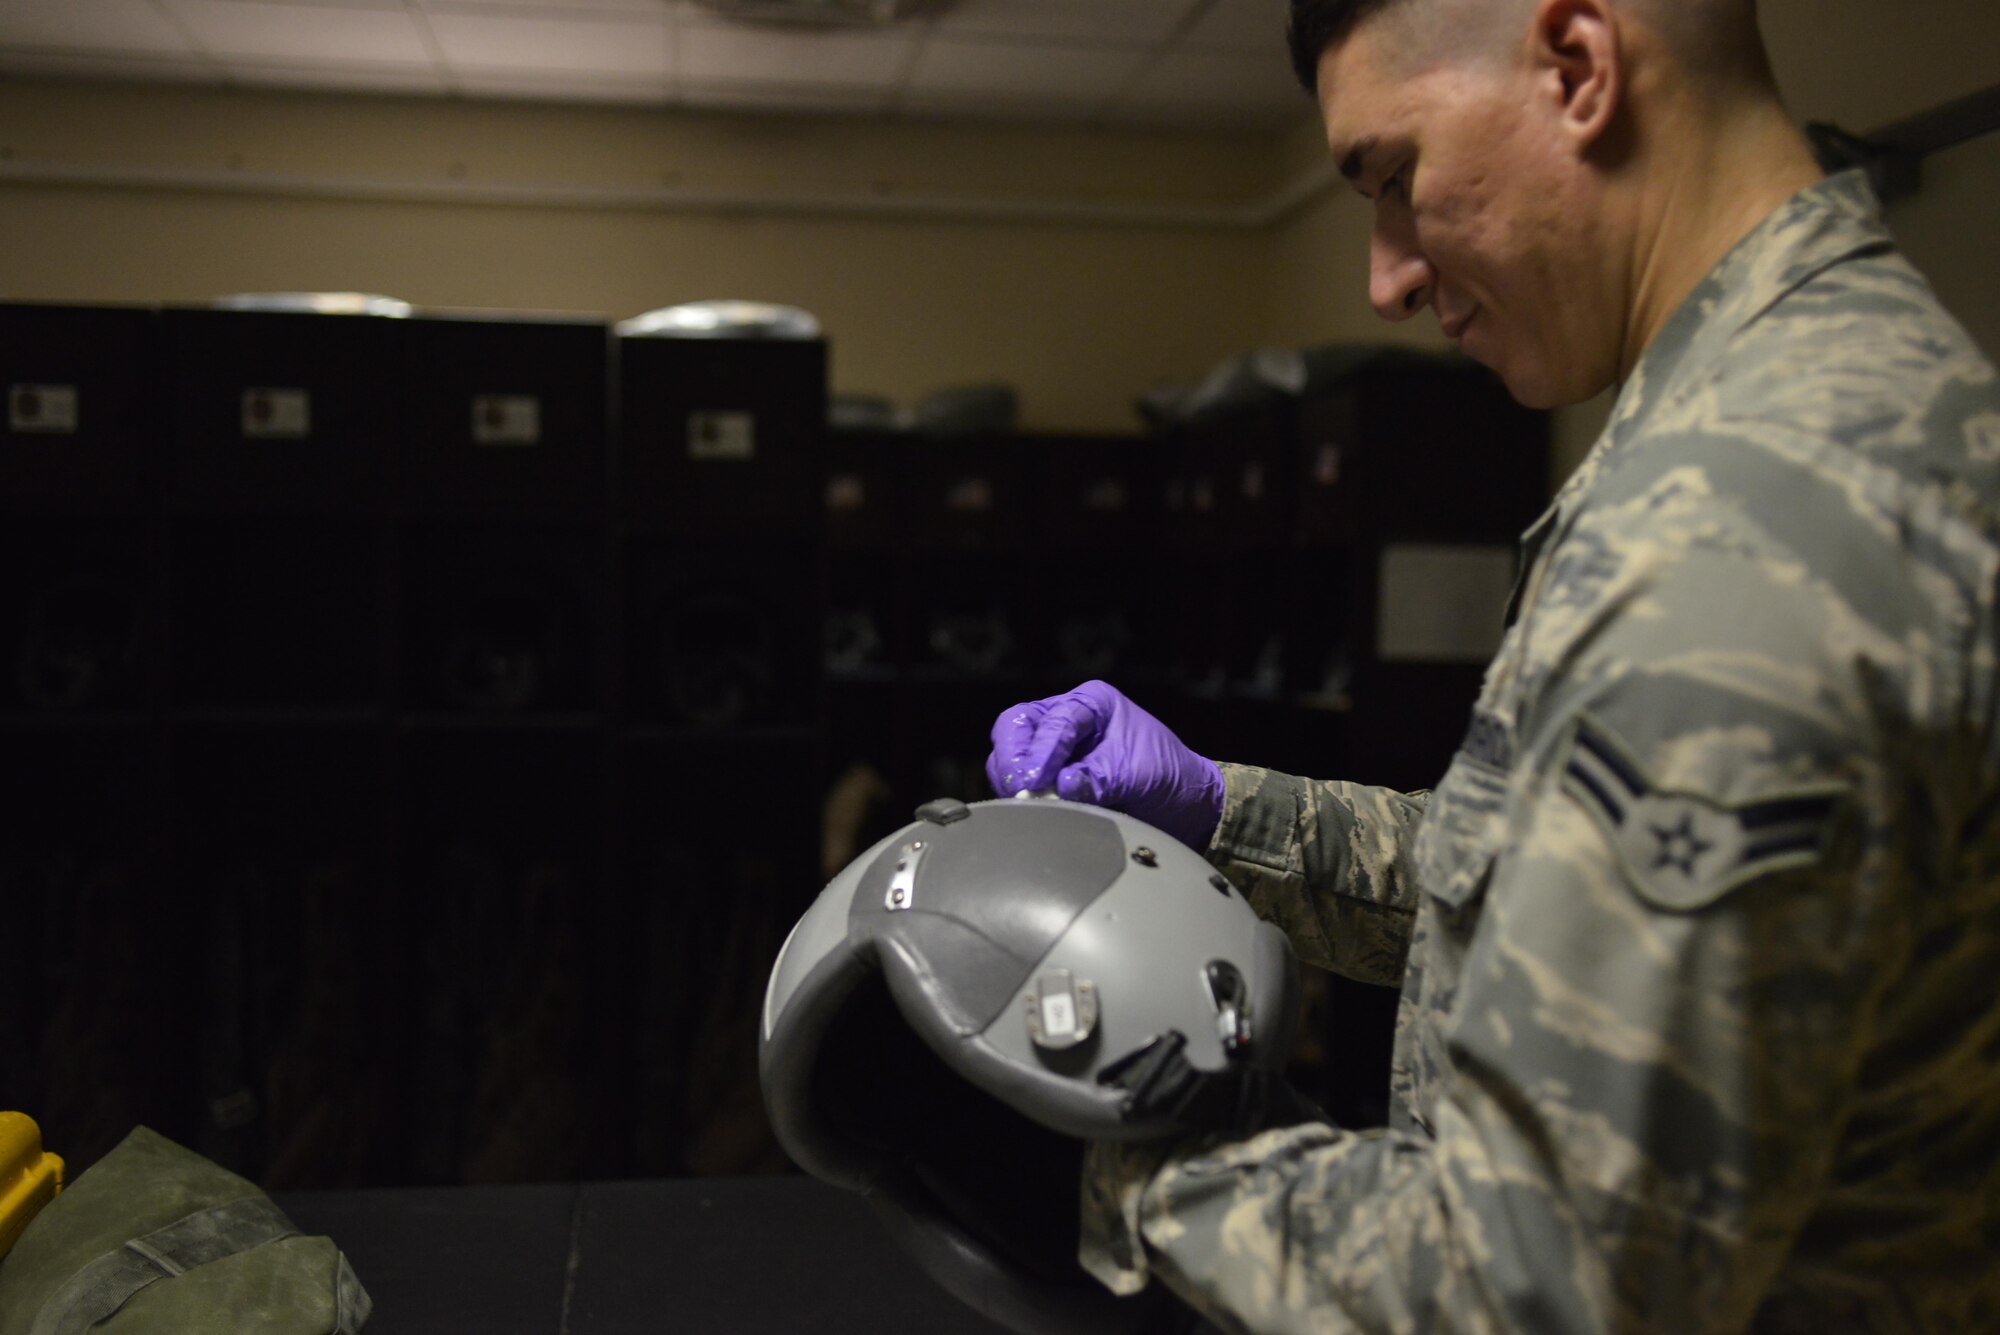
472 394 541 447
241 388 311 439
1039 992 1076 1039
689 411 755 461
9 384 79 434
1377 544 1518 663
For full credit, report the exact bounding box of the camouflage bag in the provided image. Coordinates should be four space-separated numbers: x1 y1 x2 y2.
0 1127 369 1335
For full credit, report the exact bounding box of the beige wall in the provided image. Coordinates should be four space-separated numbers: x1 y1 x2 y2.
0 80 1282 435
0 178 1270 434
1885 134 2000 365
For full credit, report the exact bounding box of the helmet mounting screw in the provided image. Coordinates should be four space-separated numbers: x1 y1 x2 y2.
885 839 926 911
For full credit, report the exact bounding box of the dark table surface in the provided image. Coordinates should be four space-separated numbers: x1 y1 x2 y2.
276 1175 1015 1335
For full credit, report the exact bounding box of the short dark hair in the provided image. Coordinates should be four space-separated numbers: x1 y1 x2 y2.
1288 0 1405 94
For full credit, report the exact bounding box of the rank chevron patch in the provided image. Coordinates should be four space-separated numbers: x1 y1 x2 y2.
1561 713 1846 911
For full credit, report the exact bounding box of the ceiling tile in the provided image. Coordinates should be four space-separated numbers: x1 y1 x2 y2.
427 10 671 76
0 0 197 56
680 19 912 88
933 0 1200 45
1179 0 1286 53
1110 48 1310 130
1759 0 1999 131
161 0 433 65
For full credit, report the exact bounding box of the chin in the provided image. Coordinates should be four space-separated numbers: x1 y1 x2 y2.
1495 357 1605 412
1504 377 1567 411
1485 357 1550 410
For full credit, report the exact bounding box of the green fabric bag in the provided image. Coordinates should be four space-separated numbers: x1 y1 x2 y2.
0 1128 370 1335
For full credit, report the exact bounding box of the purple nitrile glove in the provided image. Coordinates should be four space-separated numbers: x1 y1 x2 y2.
984 679 1225 850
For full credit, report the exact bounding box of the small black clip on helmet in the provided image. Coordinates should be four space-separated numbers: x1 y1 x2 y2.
759 794 1302 1335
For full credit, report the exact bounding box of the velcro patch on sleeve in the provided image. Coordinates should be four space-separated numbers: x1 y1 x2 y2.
1560 713 1844 911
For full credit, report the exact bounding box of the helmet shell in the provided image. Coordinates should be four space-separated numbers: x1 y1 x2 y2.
758 795 1298 1334
761 793 1299 1186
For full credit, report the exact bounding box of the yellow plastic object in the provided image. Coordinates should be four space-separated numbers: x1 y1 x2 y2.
0 1112 64 1259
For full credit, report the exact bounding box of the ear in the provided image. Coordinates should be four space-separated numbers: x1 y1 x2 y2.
1530 0 1621 149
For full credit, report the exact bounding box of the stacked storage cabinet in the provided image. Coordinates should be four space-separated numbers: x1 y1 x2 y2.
0 301 829 1189
616 333 828 1178
168 305 408 1187
819 429 1174 836
1035 435 1167 696
395 314 615 1187
0 305 173 1176
897 432 1034 806
1291 355 1548 790
818 362 1549 816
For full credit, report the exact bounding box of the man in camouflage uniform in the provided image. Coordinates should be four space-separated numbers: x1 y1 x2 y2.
985 0 2000 1329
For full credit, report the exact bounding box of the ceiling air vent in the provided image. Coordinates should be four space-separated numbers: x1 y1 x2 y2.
689 0 937 24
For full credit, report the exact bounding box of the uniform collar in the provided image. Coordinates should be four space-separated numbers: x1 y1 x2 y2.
1596 169 1893 462
1528 170 1893 545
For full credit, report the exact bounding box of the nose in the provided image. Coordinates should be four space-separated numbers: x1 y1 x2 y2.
1368 219 1432 323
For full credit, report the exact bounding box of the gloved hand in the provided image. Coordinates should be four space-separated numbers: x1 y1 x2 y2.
985 679 1225 850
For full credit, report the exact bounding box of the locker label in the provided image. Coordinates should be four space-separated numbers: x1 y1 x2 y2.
473 395 542 447
242 388 311 439
8 384 79 434
689 411 755 461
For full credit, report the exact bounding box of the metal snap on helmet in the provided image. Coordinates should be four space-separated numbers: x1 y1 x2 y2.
759 794 1301 1335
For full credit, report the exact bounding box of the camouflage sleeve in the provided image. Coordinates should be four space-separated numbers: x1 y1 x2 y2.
1089 761 1879 1332
1205 763 1428 986
1084 505 1923 1331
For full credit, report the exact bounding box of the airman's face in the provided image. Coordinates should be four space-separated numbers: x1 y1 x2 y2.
1317 20 1611 408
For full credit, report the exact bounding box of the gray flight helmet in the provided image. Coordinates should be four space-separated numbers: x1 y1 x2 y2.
759 794 1301 1335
